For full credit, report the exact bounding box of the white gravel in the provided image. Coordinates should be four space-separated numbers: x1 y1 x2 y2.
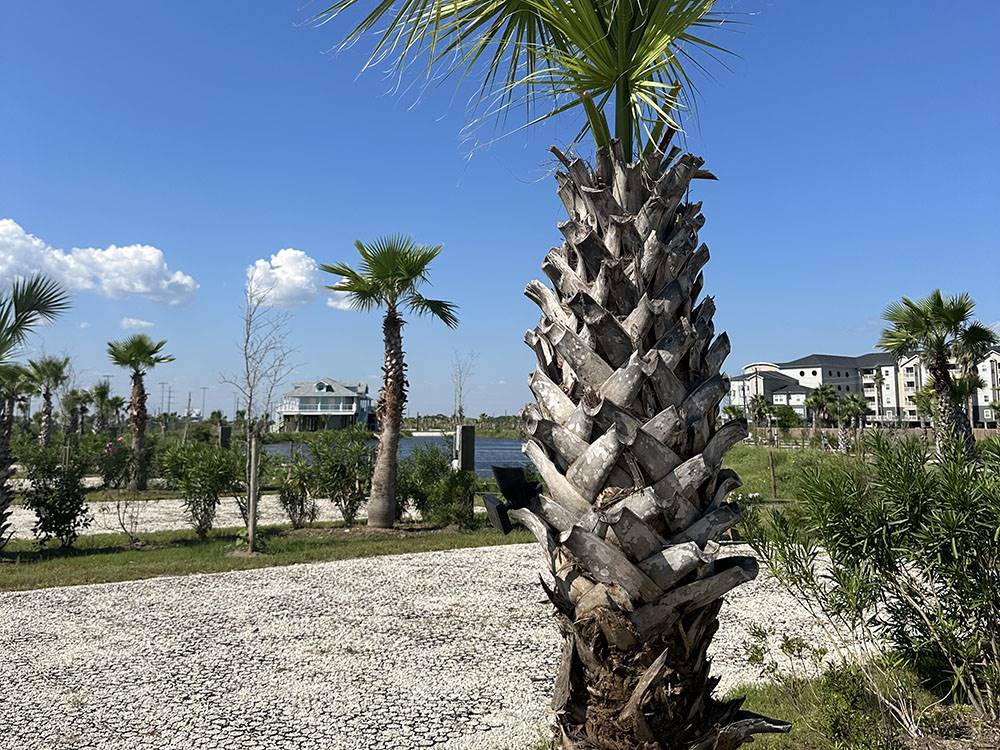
0 543 829 750
8 495 345 540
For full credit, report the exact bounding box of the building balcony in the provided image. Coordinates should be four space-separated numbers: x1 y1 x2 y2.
279 404 358 416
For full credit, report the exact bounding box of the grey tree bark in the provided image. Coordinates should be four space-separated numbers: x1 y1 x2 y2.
368 306 405 528
511 139 788 749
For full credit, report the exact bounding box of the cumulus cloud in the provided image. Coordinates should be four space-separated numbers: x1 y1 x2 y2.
247 248 321 308
0 219 198 305
79 322 91 329
120 317 154 330
247 249 359 312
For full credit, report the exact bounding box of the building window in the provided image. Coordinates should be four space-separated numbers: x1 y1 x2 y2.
837 385 842 391
812 370 817 376
800 371 805 377
846 385 850 391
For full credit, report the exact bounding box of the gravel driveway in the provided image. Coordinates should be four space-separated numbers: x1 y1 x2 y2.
0 544 827 750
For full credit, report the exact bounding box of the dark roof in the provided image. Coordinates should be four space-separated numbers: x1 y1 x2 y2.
853 352 897 368
283 379 369 398
772 384 813 395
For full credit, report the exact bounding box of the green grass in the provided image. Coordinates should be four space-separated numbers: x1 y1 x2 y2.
722 443 853 501
0 520 533 592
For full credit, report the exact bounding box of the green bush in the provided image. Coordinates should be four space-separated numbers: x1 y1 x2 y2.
745 432 1000 723
308 427 373 527
425 469 477 528
98 437 132 489
161 443 241 539
20 446 91 548
396 442 452 519
277 457 318 529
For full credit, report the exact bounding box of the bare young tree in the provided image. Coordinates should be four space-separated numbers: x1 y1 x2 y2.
222 272 296 553
450 349 477 427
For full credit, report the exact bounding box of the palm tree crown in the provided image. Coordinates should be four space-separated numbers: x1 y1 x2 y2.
107 335 175 374
0 276 71 365
313 0 728 159
322 236 459 327
28 355 71 394
879 290 998 366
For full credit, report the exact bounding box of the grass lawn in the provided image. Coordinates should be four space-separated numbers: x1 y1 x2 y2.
0 520 532 592
722 443 852 501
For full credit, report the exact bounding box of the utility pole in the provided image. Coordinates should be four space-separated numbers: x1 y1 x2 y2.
181 391 192 444
200 387 208 421
158 382 166 416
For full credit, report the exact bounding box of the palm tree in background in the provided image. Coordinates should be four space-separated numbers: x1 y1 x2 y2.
0 276 70 546
29 355 71 448
992 400 1000 433
313 1 792 745
844 393 869 443
107 335 175 490
90 379 113 435
322 237 458 528
872 369 885 423
61 388 92 442
107 395 126 434
879 290 997 456
804 384 837 442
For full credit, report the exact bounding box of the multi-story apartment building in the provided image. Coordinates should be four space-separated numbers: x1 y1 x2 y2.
728 349 1000 428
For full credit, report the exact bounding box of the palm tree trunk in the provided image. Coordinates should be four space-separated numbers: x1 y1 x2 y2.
368 307 405 528
512 142 787 749
930 358 976 457
838 420 849 455
39 389 53 448
130 372 148 491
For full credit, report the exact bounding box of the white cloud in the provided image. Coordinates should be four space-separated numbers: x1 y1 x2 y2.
326 290 354 311
0 219 198 305
79 321 91 329
247 248 321 308
120 317 155 330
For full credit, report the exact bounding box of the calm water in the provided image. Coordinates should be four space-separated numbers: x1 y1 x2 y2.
265 435 528 477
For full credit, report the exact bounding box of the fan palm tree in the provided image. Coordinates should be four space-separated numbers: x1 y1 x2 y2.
804 383 837 442
107 335 174 490
314 1 791 746
872 370 885 423
322 237 458 528
879 290 998 456
61 388 92 442
28 355 71 448
90 379 113 435
844 392 869 442
0 275 70 546
107 395 126 433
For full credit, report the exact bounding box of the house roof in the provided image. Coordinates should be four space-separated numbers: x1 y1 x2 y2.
283 379 369 398
772 384 813 395
777 352 895 369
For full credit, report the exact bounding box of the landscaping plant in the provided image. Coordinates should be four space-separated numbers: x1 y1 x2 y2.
395 442 452 520
321 238 458 528
20 445 91 548
744 431 1000 730
161 443 241 539
314 0 785 745
424 469 477 528
278 457 319 529
308 427 374 527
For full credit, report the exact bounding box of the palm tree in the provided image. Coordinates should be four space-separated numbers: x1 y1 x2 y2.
28 355 71 448
107 395 126 434
61 388 92 442
314 1 790 746
0 276 70 545
872 369 885 423
322 237 458 528
804 384 837 442
107 335 174 490
879 290 998 456
90 380 113 435
844 392 869 443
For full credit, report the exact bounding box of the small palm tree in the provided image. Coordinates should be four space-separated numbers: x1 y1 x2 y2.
61 388 92 442
872 370 885 423
90 380 113 435
804 384 837 442
107 335 174 490
879 290 998 456
27 355 71 448
322 236 458 528
844 392 869 442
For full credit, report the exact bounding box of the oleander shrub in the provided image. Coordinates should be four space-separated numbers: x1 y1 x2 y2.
98 436 132 489
396 442 451 519
744 432 1000 725
424 469 477 528
161 443 241 539
20 445 91 548
278 457 318 529
308 427 373 527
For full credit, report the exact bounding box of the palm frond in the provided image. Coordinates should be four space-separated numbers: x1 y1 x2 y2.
407 293 459 328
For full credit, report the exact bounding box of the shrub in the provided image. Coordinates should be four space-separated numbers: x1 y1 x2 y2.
20 446 91 548
425 469 477 528
309 427 373 527
744 432 1000 725
161 443 241 539
278 457 318 529
98 437 132 489
396 442 452 519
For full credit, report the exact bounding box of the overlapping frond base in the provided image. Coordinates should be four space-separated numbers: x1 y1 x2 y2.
496 138 789 749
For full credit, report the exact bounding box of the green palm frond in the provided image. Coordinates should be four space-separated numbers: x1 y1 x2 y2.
321 235 458 327
311 0 731 158
28 355 71 392
107 335 175 374
0 275 71 363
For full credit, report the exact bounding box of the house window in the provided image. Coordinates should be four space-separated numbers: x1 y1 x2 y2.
800 371 805 377
812 370 817 376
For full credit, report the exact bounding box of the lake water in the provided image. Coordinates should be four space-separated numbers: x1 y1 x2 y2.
265 435 529 477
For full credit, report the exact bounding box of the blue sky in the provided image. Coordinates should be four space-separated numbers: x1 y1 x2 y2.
2 1 998 417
